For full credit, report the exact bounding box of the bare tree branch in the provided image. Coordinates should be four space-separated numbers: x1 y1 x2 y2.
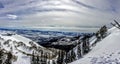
111 20 120 29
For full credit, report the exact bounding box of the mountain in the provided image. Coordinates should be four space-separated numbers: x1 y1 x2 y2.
1 25 116 64
70 27 120 64
0 32 60 64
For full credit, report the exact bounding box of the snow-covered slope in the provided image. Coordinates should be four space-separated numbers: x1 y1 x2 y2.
70 27 120 64
0 33 56 64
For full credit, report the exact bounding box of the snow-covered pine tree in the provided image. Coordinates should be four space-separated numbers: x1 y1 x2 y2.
77 45 82 59
5 51 12 64
0 49 4 64
100 25 107 38
95 25 107 43
57 50 62 64
70 49 76 62
31 51 36 64
36 55 39 64
65 51 69 63
52 60 56 64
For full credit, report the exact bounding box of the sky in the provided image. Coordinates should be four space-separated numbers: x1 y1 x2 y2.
0 0 120 32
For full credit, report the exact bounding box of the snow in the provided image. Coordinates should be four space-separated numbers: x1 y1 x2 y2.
0 31 57 64
70 27 120 64
1 26 120 64
12 53 31 64
0 32 48 64
0 34 32 64
0 34 31 46
89 36 97 47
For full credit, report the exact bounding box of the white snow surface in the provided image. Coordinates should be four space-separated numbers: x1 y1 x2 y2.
0 34 31 64
70 27 120 64
0 32 50 64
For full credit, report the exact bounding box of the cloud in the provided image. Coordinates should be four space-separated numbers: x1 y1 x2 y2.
0 0 120 32
0 2 4 8
7 14 17 19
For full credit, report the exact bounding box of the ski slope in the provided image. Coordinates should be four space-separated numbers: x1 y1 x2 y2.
70 27 120 64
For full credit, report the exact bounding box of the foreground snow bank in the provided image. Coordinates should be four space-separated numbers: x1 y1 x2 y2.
70 27 120 64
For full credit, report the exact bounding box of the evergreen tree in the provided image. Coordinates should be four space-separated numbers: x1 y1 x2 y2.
44 53 47 64
95 31 101 42
60 50 64 64
100 25 107 38
67 53 71 63
77 45 82 58
36 55 39 64
52 60 56 64
57 50 61 64
31 51 36 64
82 35 90 54
47 53 50 64
47 60 50 64
65 51 69 63
0 49 3 64
5 52 12 64
70 49 76 62
40 52 47 64
57 50 65 64
85 38 90 53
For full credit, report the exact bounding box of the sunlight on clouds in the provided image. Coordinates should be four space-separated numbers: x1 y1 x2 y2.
7 14 17 19
0 0 120 32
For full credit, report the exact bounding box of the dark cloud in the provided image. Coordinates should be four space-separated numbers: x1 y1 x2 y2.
71 0 96 9
0 2 4 8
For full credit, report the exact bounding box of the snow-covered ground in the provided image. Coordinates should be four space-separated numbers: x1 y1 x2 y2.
0 32 56 64
0 34 32 64
70 27 120 64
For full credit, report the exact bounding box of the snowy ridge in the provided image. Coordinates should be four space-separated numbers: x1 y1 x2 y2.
70 27 120 64
0 33 57 64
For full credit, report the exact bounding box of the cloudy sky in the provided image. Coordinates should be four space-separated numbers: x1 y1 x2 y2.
0 0 120 32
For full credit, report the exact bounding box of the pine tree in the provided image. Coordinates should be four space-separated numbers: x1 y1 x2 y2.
57 50 61 64
80 42 84 57
47 53 50 64
36 55 39 64
5 52 12 64
44 53 47 64
70 49 76 62
47 60 50 64
39 50 44 64
52 60 56 64
60 50 64 64
100 25 107 38
67 53 71 63
65 51 69 63
85 38 90 53
0 49 3 64
77 45 82 58
82 36 90 54
31 51 36 64
95 31 101 42
57 50 65 64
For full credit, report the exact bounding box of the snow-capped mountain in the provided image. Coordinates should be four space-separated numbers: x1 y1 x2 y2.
70 26 120 64
1 25 119 64
0 32 60 64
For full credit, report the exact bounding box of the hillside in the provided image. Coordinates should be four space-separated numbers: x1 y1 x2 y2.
0 28 94 64
70 27 120 64
1 26 120 64
0 32 59 64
